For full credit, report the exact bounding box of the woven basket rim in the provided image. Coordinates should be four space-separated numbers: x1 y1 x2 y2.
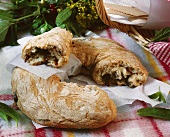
95 0 155 51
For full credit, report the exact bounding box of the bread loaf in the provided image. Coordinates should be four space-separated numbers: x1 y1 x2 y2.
70 37 148 87
11 67 117 129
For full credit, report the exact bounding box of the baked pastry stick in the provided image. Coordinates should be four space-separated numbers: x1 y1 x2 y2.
70 37 148 87
22 27 72 68
11 67 117 129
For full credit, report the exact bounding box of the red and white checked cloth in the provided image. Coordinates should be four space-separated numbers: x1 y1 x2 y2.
0 28 170 137
149 42 170 67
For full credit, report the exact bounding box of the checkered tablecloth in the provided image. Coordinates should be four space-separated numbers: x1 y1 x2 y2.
0 28 170 137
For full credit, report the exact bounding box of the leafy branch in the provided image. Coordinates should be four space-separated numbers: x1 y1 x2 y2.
0 1 41 46
0 102 20 126
0 0 106 47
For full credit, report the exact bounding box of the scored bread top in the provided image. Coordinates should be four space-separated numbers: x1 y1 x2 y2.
12 67 117 129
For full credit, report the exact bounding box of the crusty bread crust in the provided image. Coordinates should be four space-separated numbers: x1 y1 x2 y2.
70 37 148 87
12 67 117 129
22 27 72 68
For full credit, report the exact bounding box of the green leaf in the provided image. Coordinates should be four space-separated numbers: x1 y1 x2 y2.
65 20 85 36
0 110 8 121
148 92 159 100
41 7 48 13
58 24 66 29
159 93 166 103
32 17 43 29
151 27 170 42
31 21 53 35
40 23 48 33
0 102 20 125
55 7 72 26
4 24 18 46
40 22 53 33
0 20 13 43
31 24 44 35
0 9 13 20
63 9 85 35
148 87 166 103
137 107 170 120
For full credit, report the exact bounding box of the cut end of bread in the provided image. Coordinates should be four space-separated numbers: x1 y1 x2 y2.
22 46 68 68
22 27 72 68
94 60 148 88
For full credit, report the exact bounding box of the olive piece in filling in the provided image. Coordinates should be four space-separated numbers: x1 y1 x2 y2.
102 72 133 87
14 93 18 103
103 74 117 86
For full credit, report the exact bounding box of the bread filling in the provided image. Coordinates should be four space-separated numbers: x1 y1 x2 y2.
25 47 60 67
102 66 145 87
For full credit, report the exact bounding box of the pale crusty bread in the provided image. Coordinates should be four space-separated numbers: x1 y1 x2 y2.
11 67 117 129
22 27 72 68
70 37 148 87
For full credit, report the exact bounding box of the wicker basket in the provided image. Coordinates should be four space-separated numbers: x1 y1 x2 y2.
95 0 155 52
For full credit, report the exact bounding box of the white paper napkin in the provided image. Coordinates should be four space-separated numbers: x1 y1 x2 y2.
70 75 170 107
6 53 81 81
5 36 82 81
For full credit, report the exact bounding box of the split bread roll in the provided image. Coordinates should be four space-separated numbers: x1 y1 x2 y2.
22 27 72 68
70 37 148 87
11 67 117 129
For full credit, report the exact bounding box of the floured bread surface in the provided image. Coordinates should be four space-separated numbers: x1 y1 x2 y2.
11 67 117 129
70 37 148 87
22 27 72 68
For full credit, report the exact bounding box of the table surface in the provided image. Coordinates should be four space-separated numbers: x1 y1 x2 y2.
0 28 170 137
